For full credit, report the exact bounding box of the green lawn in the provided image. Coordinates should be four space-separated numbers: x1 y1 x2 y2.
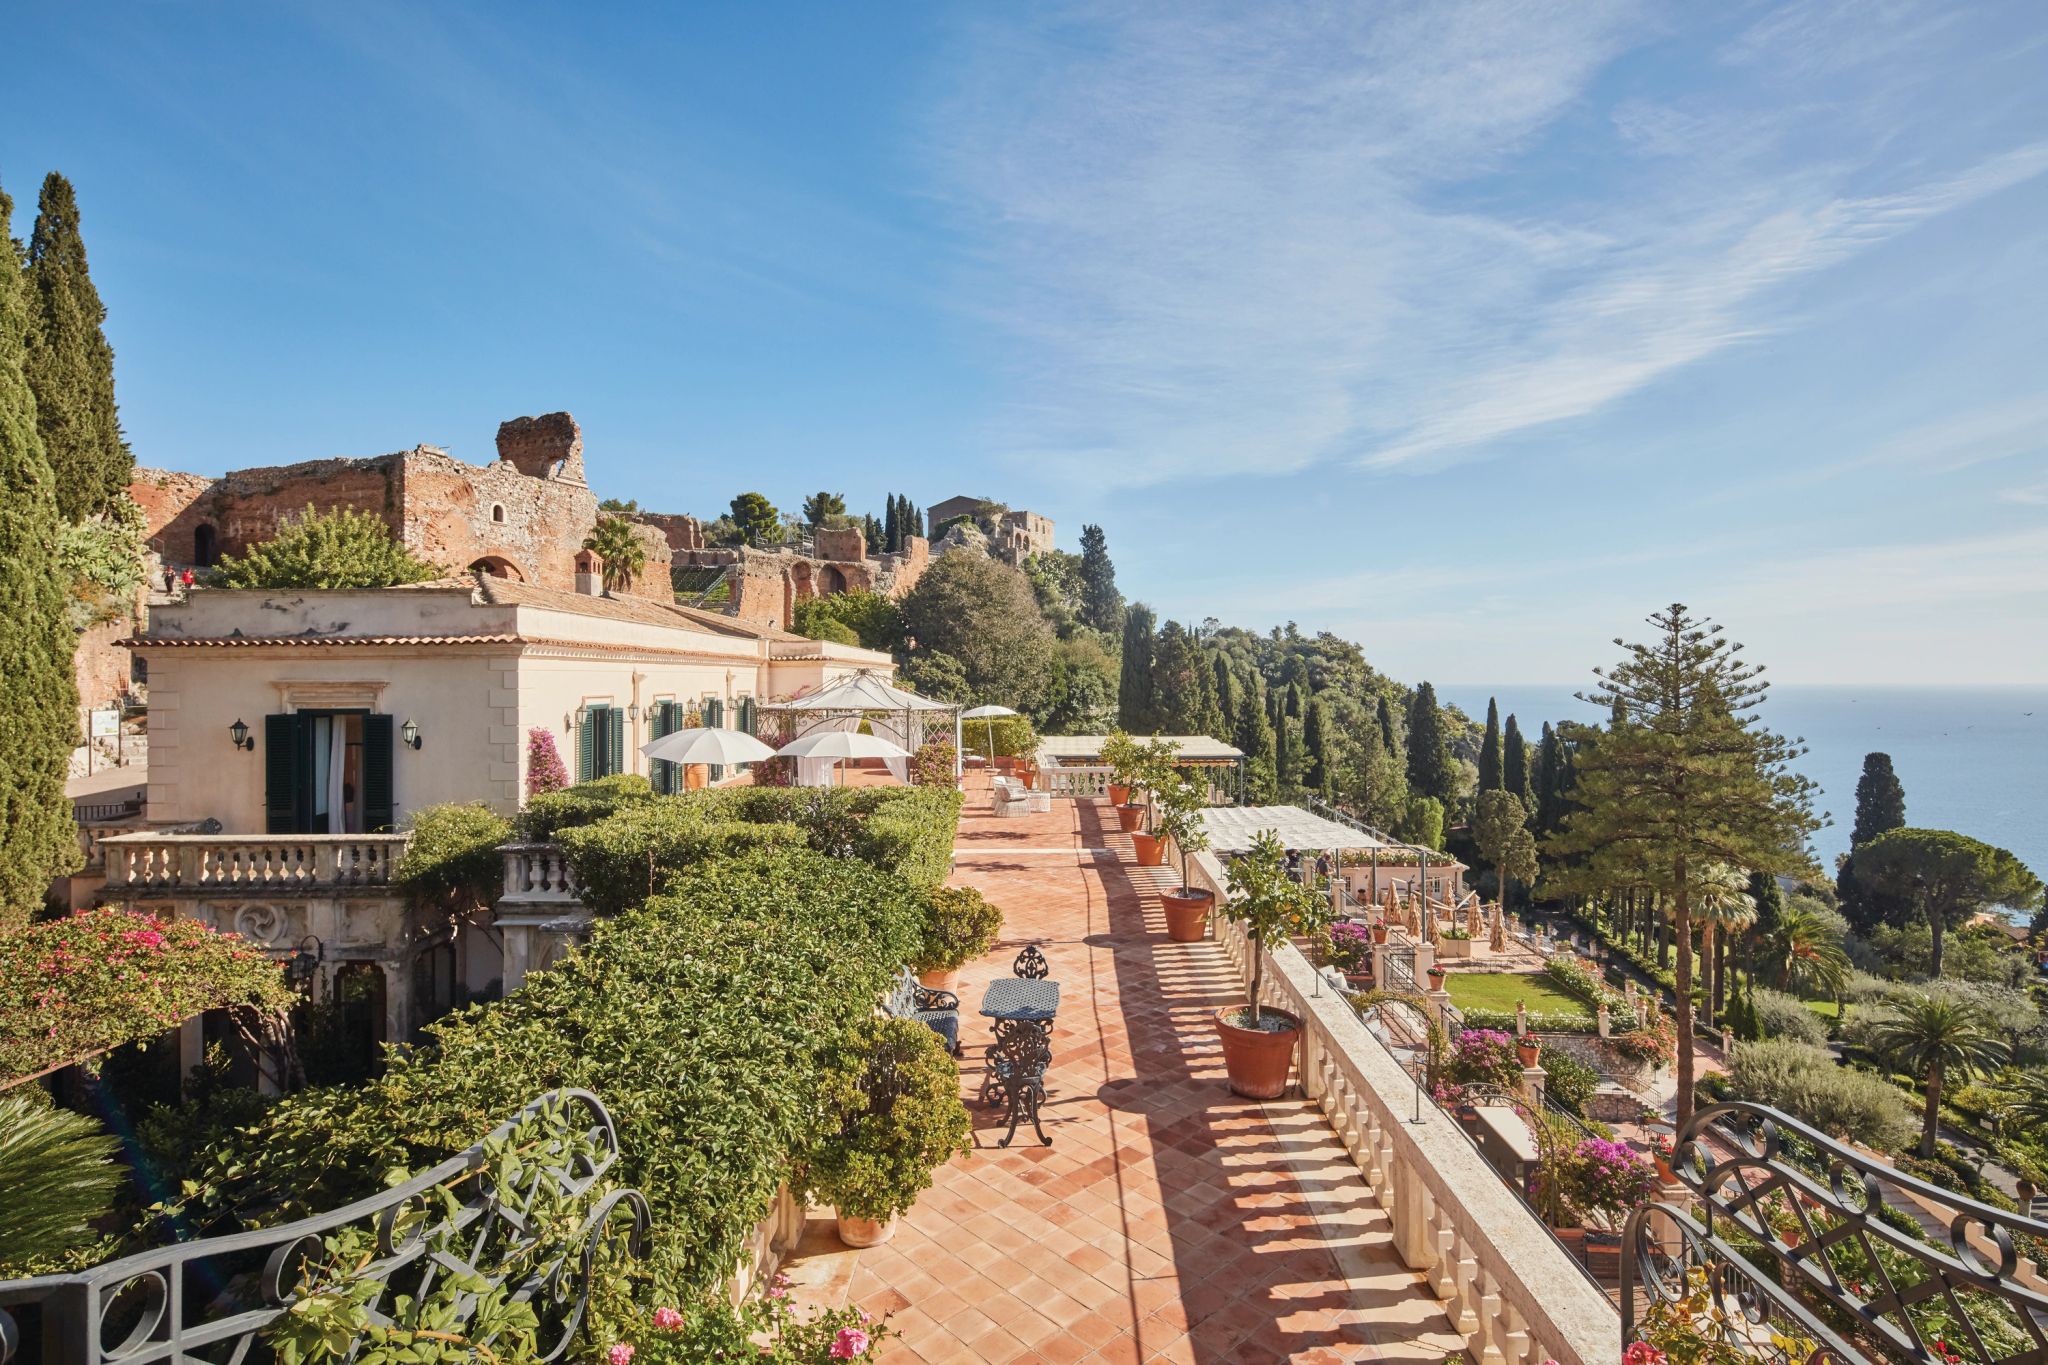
1803 997 1842 1021
1443 972 1588 1018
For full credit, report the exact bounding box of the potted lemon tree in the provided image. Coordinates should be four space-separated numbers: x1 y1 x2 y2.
1213 830 1330 1098
1155 775 1214 941
1124 737 1180 847
1101 729 1142 808
912 886 1004 992
808 1017 972 1248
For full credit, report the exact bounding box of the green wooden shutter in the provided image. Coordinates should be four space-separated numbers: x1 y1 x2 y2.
608 707 624 777
702 698 724 780
362 714 396 832
651 702 676 794
578 708 595 783
265 714 301 833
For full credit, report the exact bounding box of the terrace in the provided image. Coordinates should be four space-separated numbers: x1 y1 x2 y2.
789 778 1617 1364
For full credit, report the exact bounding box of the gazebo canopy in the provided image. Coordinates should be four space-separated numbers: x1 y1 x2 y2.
1197 805 1393 854
763 671 956 714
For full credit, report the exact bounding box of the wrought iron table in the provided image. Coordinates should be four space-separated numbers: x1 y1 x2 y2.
978 977 1060 1024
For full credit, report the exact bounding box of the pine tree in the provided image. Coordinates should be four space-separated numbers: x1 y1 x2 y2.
1151 621 1218 735
0 179 82 926
1340 705 1407 830
1478 697 1502 791
1503 714 1530 810
1077 524 1123 635
1118 603 1157 731
23 174 129 522
1301 697 1331 797
1547 604 1819 1125
1404 682 1458 805
1850 753 1906 847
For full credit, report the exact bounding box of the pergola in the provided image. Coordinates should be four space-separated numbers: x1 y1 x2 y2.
1037 734 1247 803
758 671 962 785
1198 804 1465 922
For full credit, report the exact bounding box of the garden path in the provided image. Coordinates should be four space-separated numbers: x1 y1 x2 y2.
812 781 1466 1364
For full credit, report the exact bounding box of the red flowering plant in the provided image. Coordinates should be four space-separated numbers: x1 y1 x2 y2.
0 909 294 1084
611 1275 891 1364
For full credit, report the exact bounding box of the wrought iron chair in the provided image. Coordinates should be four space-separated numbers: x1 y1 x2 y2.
1012 944 1050 979
980 1017 1053 1148
884 966 962 1057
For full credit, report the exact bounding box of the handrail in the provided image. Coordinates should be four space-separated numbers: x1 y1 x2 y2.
1188 849 1618 1365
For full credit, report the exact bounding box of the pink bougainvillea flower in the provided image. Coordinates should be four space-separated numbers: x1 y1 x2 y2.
1623 1343 1667 1365
829 1327 870 1358
651 1308 683 1331
607 1344 635 1365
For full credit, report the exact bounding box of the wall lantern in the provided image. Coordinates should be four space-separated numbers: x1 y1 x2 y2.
286 934 324 990
401 718 423 750
229 718 255 751
627 702 640 722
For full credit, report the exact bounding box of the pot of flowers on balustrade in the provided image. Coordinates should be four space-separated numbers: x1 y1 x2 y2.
1426 962 1447 991
807 1017 972 1249
1154 775 1215 941
1213 831 1330 1099
1370 919 1388 945
1437 923 1474 959
1325 920 1376 989
912 885 1004 993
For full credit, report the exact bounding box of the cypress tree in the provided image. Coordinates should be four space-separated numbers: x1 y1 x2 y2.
1118 603 1157 732
1301 696 1331 797
24 173 130 521
1377 694 1398 753
1404 682 1458 805
1285 681 1303 719
1534 722 1566 837
884 497 900 553
1747 869 1783 940
1478 697 1503 791
1212 655 1237 733
1275 712 1298 795
1077 524 1123 635
1850 752 1906 847
1503 714 1530 810
0 178 82 926
908 503 924 539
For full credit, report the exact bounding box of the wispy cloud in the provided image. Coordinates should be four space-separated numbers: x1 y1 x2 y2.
929 2 2048 486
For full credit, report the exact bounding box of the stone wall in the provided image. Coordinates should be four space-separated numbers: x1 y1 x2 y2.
494 411 587 485
633 512 704 554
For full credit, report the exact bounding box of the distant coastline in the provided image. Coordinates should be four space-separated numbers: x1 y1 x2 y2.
1438 684 2047 911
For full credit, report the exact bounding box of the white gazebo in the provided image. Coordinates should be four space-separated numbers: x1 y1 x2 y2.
758 670 963 785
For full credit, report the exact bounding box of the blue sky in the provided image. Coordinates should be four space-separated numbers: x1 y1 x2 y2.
5 1 2045 685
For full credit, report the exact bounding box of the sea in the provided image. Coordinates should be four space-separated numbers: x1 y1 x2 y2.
1436 685 2048 915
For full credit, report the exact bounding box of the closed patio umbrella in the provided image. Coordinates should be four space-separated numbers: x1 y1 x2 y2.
640 727 778 767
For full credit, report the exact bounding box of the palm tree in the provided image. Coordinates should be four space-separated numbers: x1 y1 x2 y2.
0 1096 121 1273
1997 1071 2048 1136
581 516 646 595
1693 863 1755 1029
1866 994 2008 1158
1747 901 1849 1002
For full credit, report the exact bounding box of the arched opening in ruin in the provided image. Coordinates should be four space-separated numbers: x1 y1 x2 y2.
468 555 523 581
790 562 815 602
491 503 506 523
819 564 848 595
192 522 220 568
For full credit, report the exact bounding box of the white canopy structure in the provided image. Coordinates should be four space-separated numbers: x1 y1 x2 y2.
759 670 962 786
1198 805 1385 854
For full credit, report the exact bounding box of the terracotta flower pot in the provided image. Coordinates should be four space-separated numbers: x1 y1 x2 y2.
918 966 959 992
1162 887 1213 942
1108 783 1131 806
1427 968 1447 990
1552 1225 1586 1256
1214 1006 1302 1100
1517 1040 1541 1069
1371 925 1388 944
1018 768 1037 789
1116 803 1145 834
1654 1151 1676 1185
836 1213 896 1248
1131 832 1164 867
1344 972 1374 990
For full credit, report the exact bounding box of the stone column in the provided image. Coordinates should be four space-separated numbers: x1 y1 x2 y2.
501 923 532 993
379 959 413 1047
178 1017 205 1098
1518 1064 1546 1106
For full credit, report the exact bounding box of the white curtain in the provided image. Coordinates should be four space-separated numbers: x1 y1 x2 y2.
326 722 348 833
868 714 911 783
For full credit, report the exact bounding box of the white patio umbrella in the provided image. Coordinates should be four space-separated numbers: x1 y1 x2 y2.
959 704 1019 765
640 727 778 767
775 729 912 786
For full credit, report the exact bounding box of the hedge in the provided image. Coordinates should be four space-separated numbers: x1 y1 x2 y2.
540 783 962 909
164 848 925 1324
1459 1006 1598 1035
1724 1038 1917 1151
1 910 294 1085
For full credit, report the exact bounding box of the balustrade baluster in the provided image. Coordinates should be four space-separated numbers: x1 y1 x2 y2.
1448 1230 1479 1333
1429 1199 1458 1299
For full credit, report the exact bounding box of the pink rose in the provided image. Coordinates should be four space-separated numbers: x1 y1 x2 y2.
608 1344 635 1365
829 1327 870 1358
652 1308 683 1331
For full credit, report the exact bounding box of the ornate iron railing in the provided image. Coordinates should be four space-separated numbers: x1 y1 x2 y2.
1623 1100 2048 1365
0 1090 647 1365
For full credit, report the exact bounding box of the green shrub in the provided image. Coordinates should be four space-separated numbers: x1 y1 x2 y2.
963 714 1037 760
912 886 1004 975
164 848 925 1323
1751 988 1831 1048
1539 1045 1600 1117
803 1017 970 1222
396 803 513 915
1726 1039 1918 1150
518 774 656 839
556 802 807 915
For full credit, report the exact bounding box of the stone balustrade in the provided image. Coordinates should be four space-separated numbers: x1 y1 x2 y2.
1040 764 1112 799
100 832 409 891
1186 849 1619 1365
498 841 584 904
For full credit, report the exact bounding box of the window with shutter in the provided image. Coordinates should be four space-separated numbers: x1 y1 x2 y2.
608 709 624 777
651 700 680 794
265 714 304 833
362 715 396 831
578 708 597 782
